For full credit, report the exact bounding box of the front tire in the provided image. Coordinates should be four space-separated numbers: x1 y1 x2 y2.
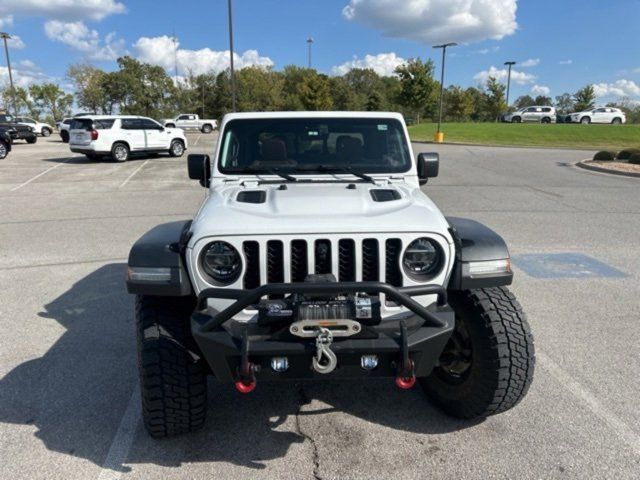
26 136 37 144
421 287 535 419
169 139 185 157
581 116 591 124
511 117 521 123
201 124 213 134
111 142 130 162
136 295 207 438
42 127 52 137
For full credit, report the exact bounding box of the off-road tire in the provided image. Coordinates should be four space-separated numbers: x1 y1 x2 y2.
169 139 185 157
421 287 535 419
201 124 213 134
136 295 207 438
26 136 37 144
61 130 69 143
111 142 129 162
42 127 52 137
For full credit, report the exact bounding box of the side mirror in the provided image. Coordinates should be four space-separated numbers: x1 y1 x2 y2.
417 152 439 185
188 154 211 187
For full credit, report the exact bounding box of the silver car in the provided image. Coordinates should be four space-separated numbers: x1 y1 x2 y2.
503 106 556 123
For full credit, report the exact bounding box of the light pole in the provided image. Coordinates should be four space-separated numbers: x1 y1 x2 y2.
0 32 17 118
433 42 457 143
227 0 237 112
504 61 516 109
306 37 314 69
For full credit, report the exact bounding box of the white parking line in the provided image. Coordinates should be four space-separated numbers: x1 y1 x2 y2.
193 134 202 146
539 352 640 456
10 157 72 191
97 385 141 480
119 160 149 188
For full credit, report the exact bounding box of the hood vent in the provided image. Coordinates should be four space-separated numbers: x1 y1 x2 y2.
237 190 267 204
370 189 401 202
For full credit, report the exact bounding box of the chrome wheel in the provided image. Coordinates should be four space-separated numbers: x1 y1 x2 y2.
42 128 51 137
170 141 184 157
113 144 129 162
0 142 7 159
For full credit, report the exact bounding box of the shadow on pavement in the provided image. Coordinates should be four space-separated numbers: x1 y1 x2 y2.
0 263 478 473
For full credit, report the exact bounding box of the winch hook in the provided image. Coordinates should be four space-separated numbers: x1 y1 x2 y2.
312 327 338 374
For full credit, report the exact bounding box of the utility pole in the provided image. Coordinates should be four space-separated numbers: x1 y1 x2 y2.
432 42 457 143
172 32 179 83
227 0 237 112
306 37 314 69
0 32 18 118
504 61 516 109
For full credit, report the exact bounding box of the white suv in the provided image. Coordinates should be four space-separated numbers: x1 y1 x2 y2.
503 106 556 123
568 107 626 124
69 116 188 162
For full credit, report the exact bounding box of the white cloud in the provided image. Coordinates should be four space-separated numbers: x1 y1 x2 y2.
473 65 536 85
559 60 573 65
0 15 14 29
520 58 539 67
593 80 640 98
331 52 406 76
44 20 125 61
474 46 500 55
531 84 550 96
0 0 124 21
7 35 26 49
0 59 53 88
133 35 274 76
342 0 518 44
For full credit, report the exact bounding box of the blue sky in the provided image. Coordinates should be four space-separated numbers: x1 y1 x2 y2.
1 0 640 104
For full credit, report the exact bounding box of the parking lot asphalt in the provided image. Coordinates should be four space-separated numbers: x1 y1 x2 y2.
1 134 639 479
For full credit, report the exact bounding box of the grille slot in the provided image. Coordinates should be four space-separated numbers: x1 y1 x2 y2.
242 241 260 290
338 239 356 281
362 239 380 282
291 240 308 282
314 240 332 275
385 239 403 287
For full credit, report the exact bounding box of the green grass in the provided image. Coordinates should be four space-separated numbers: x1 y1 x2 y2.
408 122 640 150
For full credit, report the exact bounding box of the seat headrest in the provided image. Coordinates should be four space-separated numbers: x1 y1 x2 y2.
262 138 287 161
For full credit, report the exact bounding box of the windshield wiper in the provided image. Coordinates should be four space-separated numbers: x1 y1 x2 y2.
294 165 375 183
238 166 298 182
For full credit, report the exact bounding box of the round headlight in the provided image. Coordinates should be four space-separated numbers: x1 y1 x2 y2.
201 241 241 284
403 238 442 279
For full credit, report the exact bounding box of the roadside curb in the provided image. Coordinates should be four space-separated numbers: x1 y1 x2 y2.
411 140 598 152
575 160 640 178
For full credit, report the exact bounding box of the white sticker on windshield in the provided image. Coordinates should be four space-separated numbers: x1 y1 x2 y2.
377 124 388 131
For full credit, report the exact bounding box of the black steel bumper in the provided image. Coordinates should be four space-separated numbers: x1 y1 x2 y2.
191 282 454 382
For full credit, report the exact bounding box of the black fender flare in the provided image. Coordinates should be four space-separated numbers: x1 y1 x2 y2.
126 220 194 296
446 217 513 290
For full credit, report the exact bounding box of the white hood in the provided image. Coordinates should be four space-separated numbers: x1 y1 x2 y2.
189 180 452 241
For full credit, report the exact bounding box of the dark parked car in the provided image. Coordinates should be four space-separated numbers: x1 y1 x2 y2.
0 114 37 144
0 127 12 159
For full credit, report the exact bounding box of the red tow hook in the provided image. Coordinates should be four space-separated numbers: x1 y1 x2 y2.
235 377 257 394
395 374 416 390
395 320 416 389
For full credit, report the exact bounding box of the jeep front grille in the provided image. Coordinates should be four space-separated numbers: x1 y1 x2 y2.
242 238 404 289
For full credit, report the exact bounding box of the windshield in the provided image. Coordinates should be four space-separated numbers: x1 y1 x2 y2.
218 118 411 175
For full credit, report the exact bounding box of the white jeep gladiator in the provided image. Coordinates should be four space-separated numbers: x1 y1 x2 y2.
161 113 218 133
127 111 535 438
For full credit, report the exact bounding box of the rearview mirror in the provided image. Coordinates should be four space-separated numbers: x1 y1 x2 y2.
188 154 211 187
417 152 439 185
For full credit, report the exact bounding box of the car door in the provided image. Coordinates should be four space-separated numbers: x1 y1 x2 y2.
176 115 191 129
522 107 537 122
140 118 168 149
120 118 146 150
592 108 606 124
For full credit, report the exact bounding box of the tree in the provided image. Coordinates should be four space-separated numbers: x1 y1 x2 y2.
395 58 438 123
573 84 596 112
533 95 553 106
484 77 507 121
236 66 284 112
444 86 474 121
0 85 35 117
513 95 535 110
466 86 487 121
298 72 333 110
29 83 73 121
554 93 574 114
67 64 107 114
